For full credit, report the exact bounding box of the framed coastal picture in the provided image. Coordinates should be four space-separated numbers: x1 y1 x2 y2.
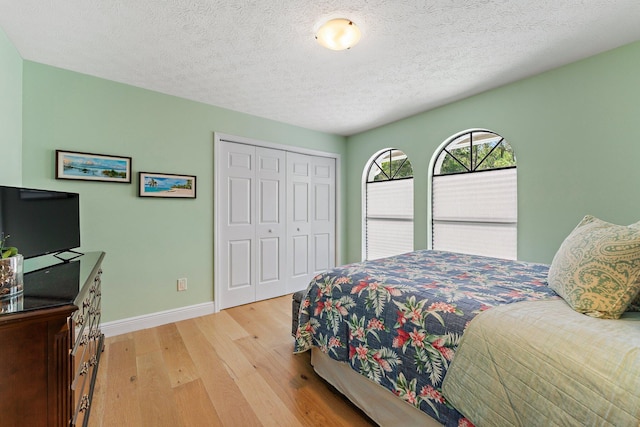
56 150 132 183
138 172 196 198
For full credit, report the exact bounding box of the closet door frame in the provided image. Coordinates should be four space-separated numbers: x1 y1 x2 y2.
213 132 341 313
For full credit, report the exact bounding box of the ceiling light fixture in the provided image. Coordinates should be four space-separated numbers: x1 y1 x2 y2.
315 18 361 51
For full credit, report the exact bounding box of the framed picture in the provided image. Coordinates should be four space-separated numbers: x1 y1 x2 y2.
138 172 196 198
56 150 132 183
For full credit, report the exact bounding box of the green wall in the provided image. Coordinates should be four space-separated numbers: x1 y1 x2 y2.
21 62 347 322
0 26 22 185
345 41 640 265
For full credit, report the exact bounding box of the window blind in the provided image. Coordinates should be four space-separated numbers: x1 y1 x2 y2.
432 168 517 259
366 179 413 260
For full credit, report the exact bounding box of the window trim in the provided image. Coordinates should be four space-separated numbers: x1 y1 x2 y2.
366 148 412 182
362 148 414 261
427 128 516 250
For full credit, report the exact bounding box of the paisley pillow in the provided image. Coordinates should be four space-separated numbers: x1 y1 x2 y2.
548 215 640 319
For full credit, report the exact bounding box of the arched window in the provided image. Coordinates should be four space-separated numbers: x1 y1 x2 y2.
364 149 414 260
430 130 517 259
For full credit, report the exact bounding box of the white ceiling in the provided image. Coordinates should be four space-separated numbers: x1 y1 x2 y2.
1 1 639 136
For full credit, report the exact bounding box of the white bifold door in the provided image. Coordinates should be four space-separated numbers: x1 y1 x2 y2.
286 152 336 293
217 140 335 309
217 142 287 309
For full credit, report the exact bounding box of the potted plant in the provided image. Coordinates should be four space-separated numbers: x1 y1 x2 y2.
0 233 23 298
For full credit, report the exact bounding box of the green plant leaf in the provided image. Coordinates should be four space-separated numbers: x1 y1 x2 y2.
1 247 18 258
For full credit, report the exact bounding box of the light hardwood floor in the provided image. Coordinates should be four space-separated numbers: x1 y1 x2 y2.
88 295 375 427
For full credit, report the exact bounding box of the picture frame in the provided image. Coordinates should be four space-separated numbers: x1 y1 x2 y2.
138 172 197 199
55 150 132 183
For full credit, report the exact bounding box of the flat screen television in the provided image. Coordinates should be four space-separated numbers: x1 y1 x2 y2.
0 185 80 259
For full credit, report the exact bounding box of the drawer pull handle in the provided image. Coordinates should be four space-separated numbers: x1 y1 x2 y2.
78 394 90 412
79 334 89 346
79 361 89 376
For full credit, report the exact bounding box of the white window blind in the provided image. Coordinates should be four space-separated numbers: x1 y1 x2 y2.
432 168 517 259
366 179 413 260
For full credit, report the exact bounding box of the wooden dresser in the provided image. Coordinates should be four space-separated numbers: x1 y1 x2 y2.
0 251 105 427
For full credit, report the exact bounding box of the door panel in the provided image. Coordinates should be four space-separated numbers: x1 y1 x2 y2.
292 235 309 277
314 233 330 272
229 151 252 169
293 182 309 222
229 178 251 225
258 180 279 223
255 147 286 300
293 161 309 176
311 156 336 276
259 154 279 173
314 183 330 221
218 141 256 308
228 240 252 289
287 152 312 292
258 237 279 282
314 163 331 178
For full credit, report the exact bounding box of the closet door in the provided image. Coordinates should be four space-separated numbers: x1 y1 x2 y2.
255 147 286 300
286 152 313 293
311 156 336 276
218 141 256 308
286 153 336 292
216 136 336 309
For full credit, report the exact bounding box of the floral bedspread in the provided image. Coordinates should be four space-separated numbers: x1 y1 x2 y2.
294 249 559 426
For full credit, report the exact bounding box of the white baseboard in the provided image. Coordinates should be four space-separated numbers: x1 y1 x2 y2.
100 301 216 337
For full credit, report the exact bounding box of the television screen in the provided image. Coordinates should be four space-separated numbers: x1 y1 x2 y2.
0 186 80 259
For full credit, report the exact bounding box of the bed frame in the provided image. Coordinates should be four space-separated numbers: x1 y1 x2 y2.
311 349 442 426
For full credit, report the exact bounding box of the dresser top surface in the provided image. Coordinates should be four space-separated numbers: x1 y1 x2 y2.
0 251 104 317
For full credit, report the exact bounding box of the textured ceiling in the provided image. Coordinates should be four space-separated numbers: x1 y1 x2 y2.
1 1 640 136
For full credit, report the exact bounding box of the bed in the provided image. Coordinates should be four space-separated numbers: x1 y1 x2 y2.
293 234 640 426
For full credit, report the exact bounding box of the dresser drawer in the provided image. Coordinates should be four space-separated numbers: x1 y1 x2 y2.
71 333 103 427
71 264 104 427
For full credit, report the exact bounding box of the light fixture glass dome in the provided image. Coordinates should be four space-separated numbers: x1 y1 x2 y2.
315 18 361 51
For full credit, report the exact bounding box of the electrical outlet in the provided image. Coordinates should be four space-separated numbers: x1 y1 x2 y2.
177 278 187 291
